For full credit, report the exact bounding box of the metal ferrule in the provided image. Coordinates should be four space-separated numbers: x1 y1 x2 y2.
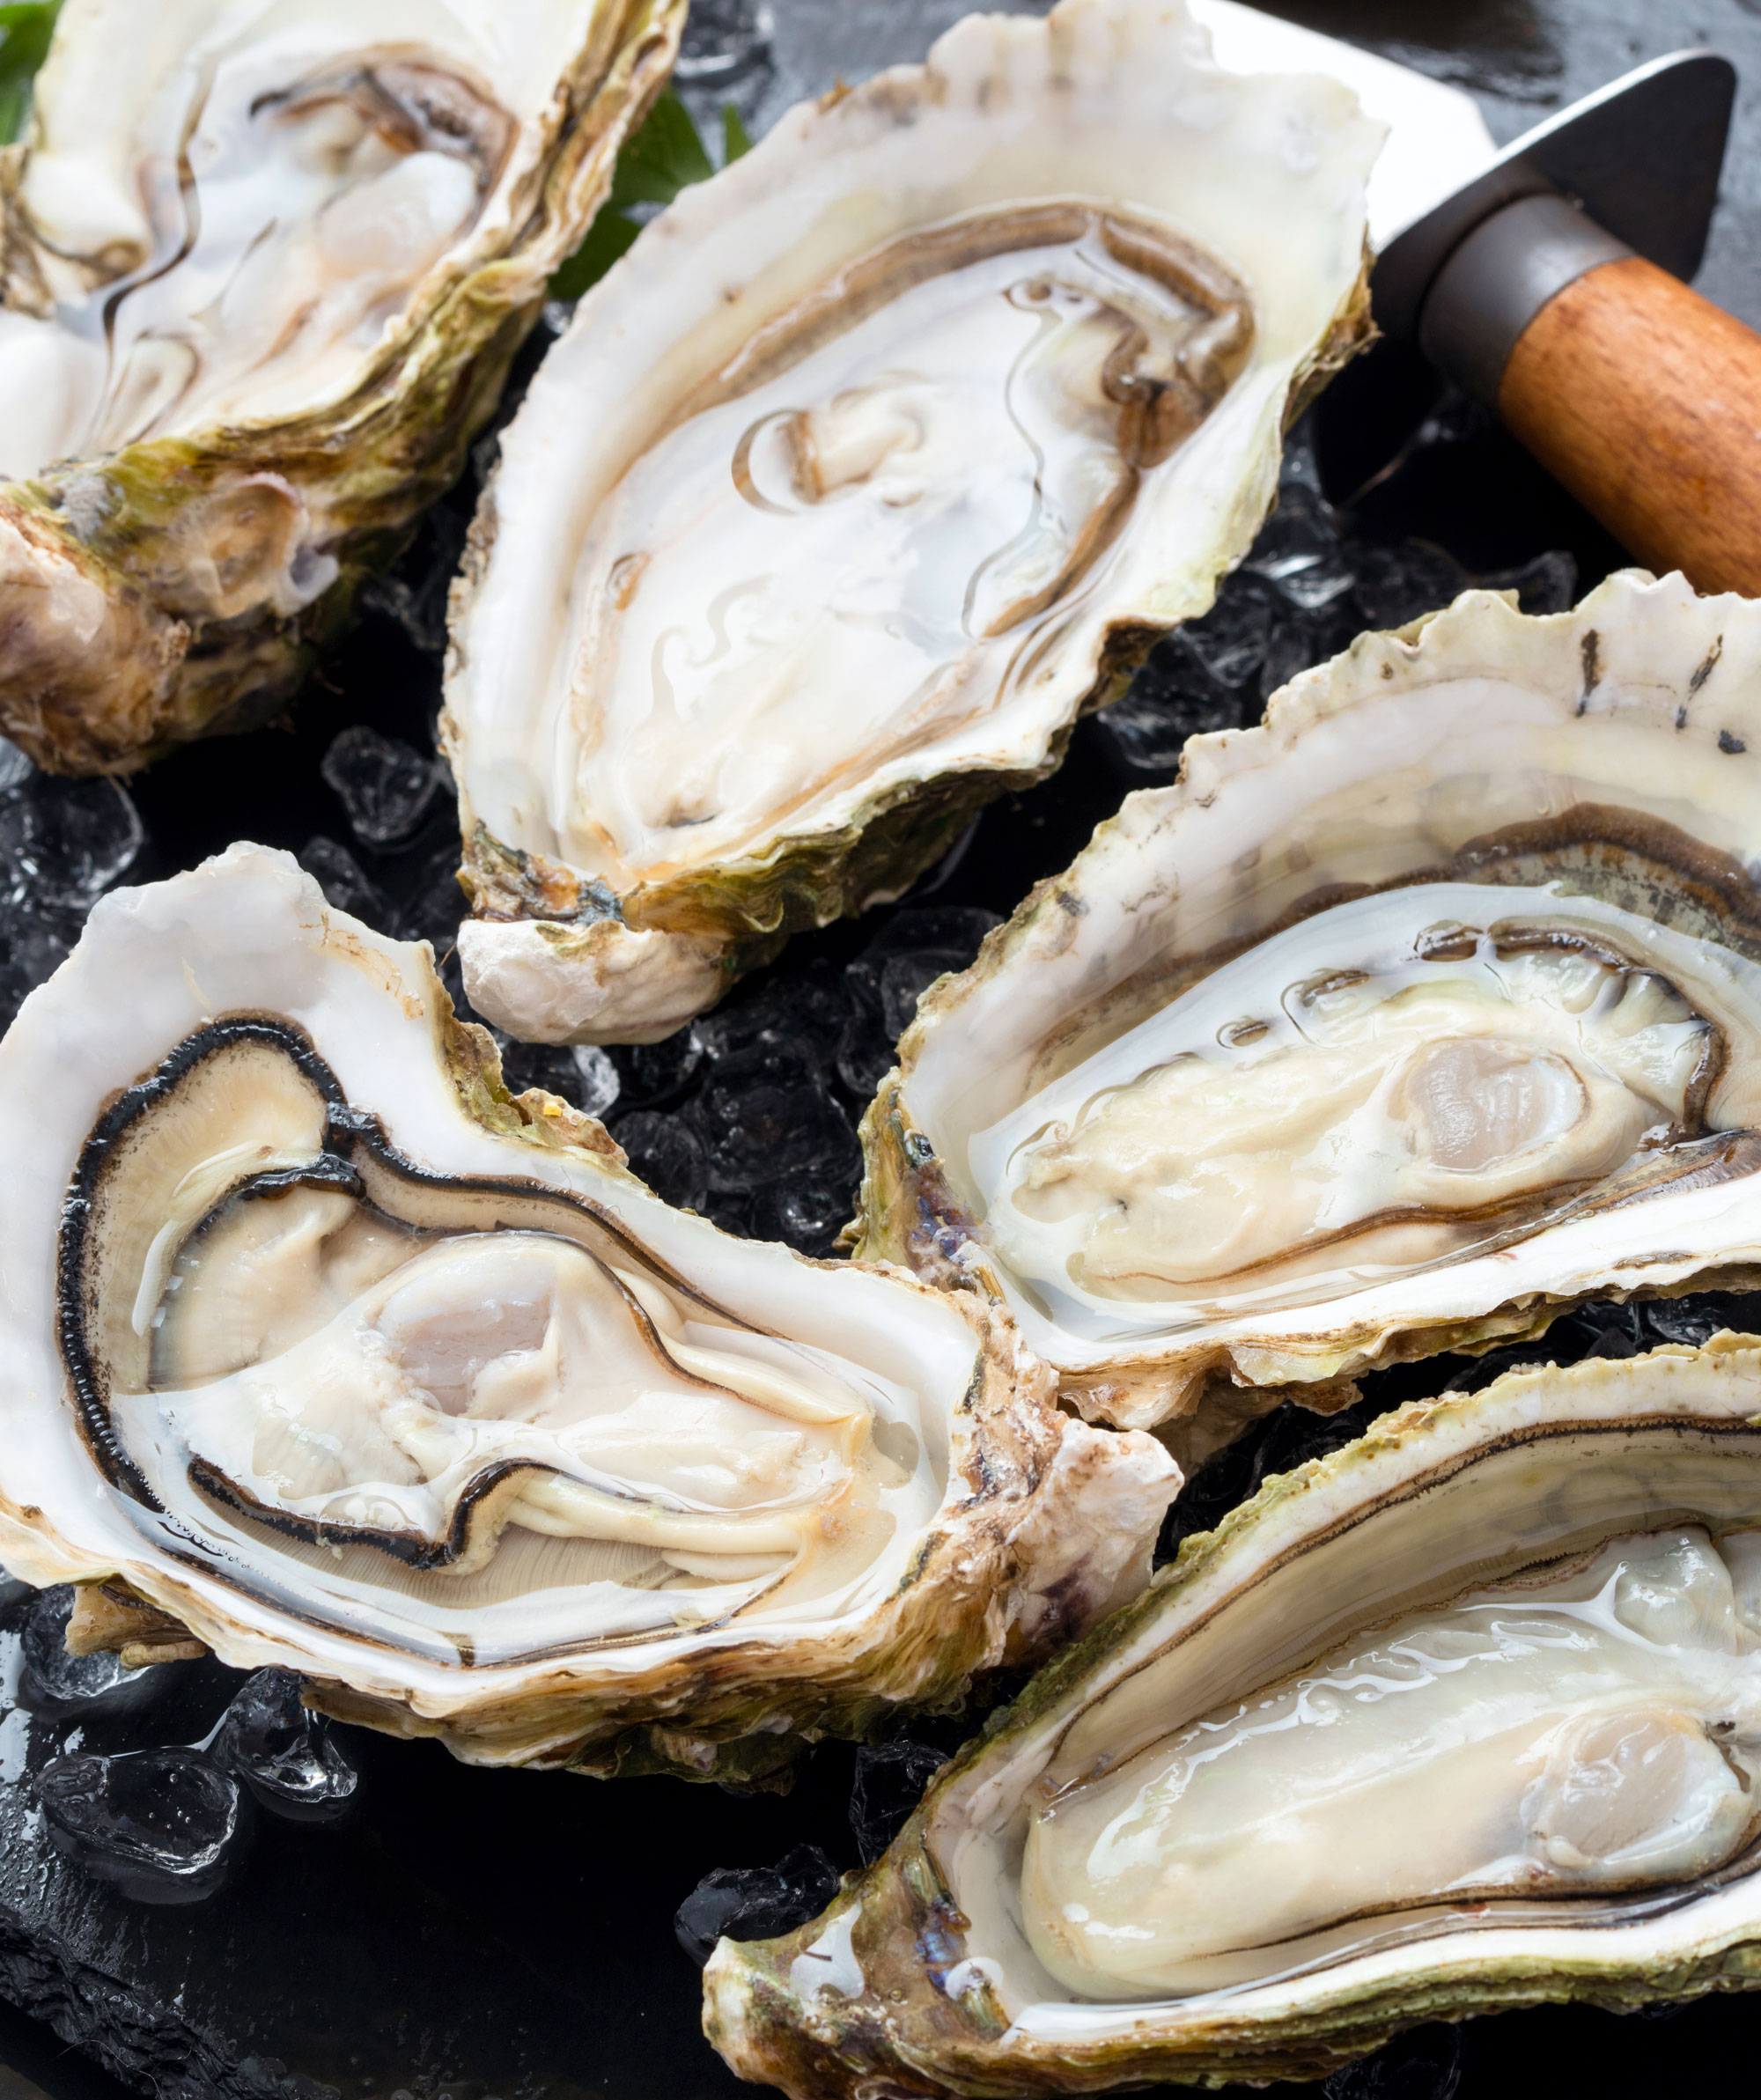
1418 191 1635 407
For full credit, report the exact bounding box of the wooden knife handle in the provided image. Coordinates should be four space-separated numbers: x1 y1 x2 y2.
1499 254 1761 597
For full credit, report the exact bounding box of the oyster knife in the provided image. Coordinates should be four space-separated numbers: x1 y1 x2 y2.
1194 2 1751 596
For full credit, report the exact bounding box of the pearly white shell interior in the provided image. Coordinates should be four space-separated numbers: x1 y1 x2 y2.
0 0 609 480
0 848 998 1698
446 0 1378 896
889 574 1761 1409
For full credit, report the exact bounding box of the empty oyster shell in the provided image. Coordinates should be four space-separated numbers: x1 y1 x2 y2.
445 0 1380 1045
0 0 684 775
854 571 1761 1444
0 846 1176 1779
706 1335 1761 2092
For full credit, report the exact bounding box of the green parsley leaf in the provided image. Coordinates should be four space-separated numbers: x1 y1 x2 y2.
612 86 712 209
0 1 59 147
547 196 644 301
550 87 751 304
722 103 753 165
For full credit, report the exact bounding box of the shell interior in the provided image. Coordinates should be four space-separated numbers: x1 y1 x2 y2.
991 1380 1761 2017
516 204 1255 890
704 1346 1761 2089
866 573 1761 1425
68 1021 929 1665
1028 1499 1761 2000
976 883 1761 1337
446 0 1378 1043
0 844 1177 1769
0 0 611 480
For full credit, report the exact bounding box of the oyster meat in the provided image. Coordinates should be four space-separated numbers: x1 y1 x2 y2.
0 0 685 775
445 0 1380 1044
0 845 1176 1780
707 1334 1761 2092
855 571 1761 1441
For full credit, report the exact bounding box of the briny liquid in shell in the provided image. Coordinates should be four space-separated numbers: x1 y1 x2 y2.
86 1020 935 1666
0 53 512 478
556 209 1251 884
971 881 1761 1336
1024 1525 1761 1998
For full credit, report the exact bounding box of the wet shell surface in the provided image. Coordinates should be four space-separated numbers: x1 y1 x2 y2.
0 845 1177 1781
854 571 1761 1442
0 0 683 775
706 1335 1761 2093
445 0 1380 1045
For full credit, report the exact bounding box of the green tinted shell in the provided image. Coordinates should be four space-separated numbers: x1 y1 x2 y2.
0 0 684 774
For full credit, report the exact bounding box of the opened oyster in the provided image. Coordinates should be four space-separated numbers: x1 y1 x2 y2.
708 1334 1761 2091
0 0 684 776
446 0 1380 1046
855 570 1761 1444
0 846 1175 1779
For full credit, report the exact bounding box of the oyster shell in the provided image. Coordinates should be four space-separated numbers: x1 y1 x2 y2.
706 1334 1761 2092
854 570 1761 1443
0 0 685 776
445 0 1380 1045
0 845 1177 1780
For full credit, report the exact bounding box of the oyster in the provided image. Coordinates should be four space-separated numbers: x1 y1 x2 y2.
0 845 1176 1779
445 0 1380 1045
707 1335 1761 2091
854 571 1761 1444
0 0 685 776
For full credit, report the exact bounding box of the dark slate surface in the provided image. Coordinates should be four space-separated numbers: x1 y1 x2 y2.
4 4 1761 2097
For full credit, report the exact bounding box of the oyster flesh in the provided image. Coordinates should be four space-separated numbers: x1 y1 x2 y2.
855 570 1761 1441
708 1334 1761 2092
445 0 1380 1045
0 0 684 776
0 845 1176 1780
